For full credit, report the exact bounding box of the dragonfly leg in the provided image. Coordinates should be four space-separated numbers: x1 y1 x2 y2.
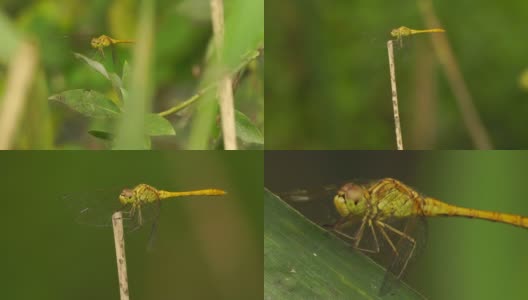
325 216 350 229
356 219 381 253
138 205 143 226
329 218 359 240
375 221 399 255
332 220 380 253
377 221 416 278
126 204 136 219
351 215 368 247
330 216 380 253
352 215 380 253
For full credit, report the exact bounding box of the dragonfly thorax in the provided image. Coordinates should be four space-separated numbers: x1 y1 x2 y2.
119 184 161 205
90 35 112 50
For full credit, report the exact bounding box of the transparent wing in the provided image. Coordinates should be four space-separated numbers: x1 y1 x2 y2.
63 187 123 227
63 187 160 231
378 215 428 296
279 184 341 226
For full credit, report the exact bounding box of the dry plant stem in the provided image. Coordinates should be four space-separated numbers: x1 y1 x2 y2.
417 0 492 149
210 0 237 150
112 212 130 300
387 40 404 150
0 42 38 149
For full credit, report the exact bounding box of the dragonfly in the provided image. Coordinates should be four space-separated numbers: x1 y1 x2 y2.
390 26 445 48
57 33 135 73
282 178 527 295
90 34 135 58
66 184 226 231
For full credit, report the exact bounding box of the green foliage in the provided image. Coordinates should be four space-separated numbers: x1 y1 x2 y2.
235 110 264 145
1 0 264 149
48 54 176 148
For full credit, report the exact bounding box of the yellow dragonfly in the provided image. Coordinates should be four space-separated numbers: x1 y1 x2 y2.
59 33 135 71
283 178 527 295
390 26 445 48
90 34 135 58
66 183 226 230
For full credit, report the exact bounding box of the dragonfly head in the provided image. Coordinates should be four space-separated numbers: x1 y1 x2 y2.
119 188 135 205
333 183 369 217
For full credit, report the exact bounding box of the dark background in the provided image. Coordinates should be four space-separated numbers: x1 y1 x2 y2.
265 151 528 299
1 0 263 149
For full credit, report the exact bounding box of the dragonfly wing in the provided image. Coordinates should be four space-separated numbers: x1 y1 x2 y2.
279 183 344 226
121 199 161 232
63 187 124 227
379 215 427 296
146 200 162 251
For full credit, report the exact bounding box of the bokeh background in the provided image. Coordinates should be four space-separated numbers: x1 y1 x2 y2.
2 151 262 299
1 0 263 149
266 0 528 149
265 151 528 299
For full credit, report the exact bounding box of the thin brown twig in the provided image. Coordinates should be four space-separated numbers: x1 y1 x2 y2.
417 0 492 149
112 211 130 300
387 40 404 150
210 0 237 150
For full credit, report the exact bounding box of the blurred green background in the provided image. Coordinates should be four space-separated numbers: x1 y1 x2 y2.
0 0 263 149
265 151 528 299
2 151 262 299
266 0 528 149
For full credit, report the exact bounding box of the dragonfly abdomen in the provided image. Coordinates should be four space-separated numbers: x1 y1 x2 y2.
423 197 528 228
159 189 226 200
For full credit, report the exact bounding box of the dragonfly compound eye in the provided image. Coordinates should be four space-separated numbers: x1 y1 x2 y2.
119 189 135 204
340 183 364 205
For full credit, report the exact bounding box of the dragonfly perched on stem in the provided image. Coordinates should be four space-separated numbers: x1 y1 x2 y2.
283 178 527 295
90 34 135 58
66 183 226 231
390 26 445 48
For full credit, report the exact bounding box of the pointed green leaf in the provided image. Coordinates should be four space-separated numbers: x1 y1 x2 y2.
235 110 263 144
146 114 175 136
88 130 114 140
49 89 120 118
74 53 110 80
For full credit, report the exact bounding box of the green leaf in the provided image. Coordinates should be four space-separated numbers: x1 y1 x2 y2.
108 72 124 104
48 89 120 118
146 114 175 136
87 113 174 141
264 189 425 299
87 130 113 140
235 110 263 144
74 53 110 80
